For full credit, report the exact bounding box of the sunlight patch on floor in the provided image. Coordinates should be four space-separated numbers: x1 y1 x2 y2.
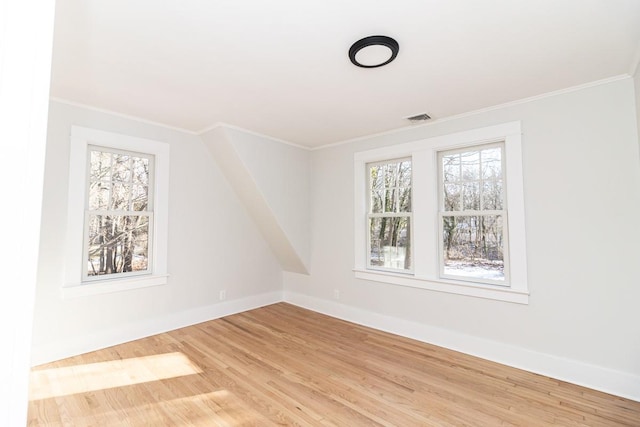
29 352 202 400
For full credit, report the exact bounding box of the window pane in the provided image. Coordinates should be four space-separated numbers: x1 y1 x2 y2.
461 151 480 180
132 185 149 211
88 181 110 210
482 181 503 210
369 159 411 213
369 216 411 271
481 147 502 180
442 215 504 281
89 149 152 213
463 182 479 210
379 188 412 212
132 156 150 185
112 154 131 182
443 183 460 211
90 151 112 181
370 177 384 213
398 186 411 212
384 189 397 213
111 183 132 210
442 145 504 214
369 166 383 213
442 154 459 183
87 215 149 276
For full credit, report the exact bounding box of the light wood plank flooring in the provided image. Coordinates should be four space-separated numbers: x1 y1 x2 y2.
28 303 640 426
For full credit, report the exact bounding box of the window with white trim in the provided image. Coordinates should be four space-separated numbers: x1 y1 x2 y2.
354 122 528 304
85 146 154 279
64 126 170 298
367 158 412 272
439 143 507 285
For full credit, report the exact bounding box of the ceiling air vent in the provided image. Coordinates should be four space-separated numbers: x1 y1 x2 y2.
405 113 431 122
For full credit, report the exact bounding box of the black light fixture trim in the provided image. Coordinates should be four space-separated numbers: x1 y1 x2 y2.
349 35 399 68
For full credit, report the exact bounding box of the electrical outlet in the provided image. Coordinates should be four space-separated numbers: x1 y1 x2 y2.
219 290 226 301
334 289 340 300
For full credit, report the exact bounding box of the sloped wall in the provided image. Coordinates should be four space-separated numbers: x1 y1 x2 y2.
201 126 310 274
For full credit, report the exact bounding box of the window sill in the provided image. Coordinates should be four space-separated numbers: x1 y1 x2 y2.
353 269 528 304
62 274 169 299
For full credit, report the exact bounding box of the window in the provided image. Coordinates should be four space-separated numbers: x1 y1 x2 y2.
367 158 412 272
354 122 528 304
85 147 154 279
439 144 507 285
64 126 170 298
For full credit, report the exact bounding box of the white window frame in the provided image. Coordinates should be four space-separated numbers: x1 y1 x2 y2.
63 126 170 298
354 122 529 304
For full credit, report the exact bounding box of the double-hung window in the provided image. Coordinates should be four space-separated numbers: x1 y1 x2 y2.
439 143 507 285
85 147 154 279
354 122 528 304
367 158 412 272
64 126 170 298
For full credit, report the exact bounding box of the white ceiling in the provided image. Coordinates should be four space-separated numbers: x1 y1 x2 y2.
50 0 640 148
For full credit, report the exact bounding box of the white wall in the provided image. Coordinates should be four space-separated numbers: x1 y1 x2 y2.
284 77 640 400
0 0 55 423
31 101 284 365
634 65 640 145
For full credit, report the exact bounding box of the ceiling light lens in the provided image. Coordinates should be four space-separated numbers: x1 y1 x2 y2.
354 45 393 67
349 35 399 68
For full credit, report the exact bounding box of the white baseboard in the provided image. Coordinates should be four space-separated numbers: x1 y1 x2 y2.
31 291 283 366
283 291 640 402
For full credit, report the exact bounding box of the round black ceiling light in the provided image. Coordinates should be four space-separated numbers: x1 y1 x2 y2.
348 35 399 68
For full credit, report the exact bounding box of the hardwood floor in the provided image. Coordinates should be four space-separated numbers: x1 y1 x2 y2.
28 303 640 426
